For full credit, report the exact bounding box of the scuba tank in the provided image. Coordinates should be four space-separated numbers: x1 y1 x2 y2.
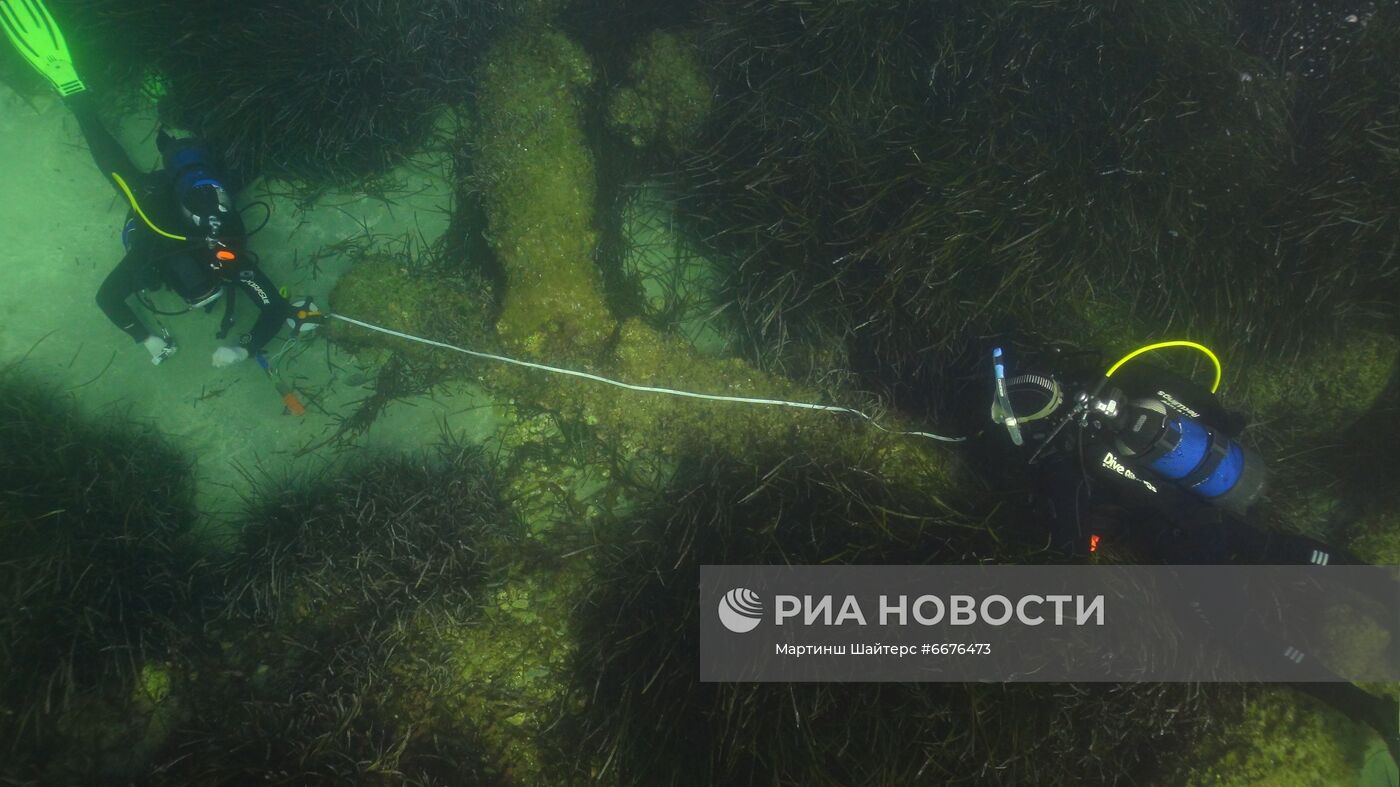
1105 391 1266 512
991 343 1266 515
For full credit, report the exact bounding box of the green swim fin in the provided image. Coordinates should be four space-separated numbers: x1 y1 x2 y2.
0 0 86 96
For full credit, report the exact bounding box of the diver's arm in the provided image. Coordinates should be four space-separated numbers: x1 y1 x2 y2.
235 270 292 354
64 92 148 196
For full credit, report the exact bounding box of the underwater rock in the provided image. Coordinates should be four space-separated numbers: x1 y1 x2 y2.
1317 602 1399 705
1218 328 1397 542
393 562 584 785
607 30 712 153
1348 506 1400 567
1165 687 1370 786
490 316 960 499
326 250 494 364
473 26 614 359
1237 328 1398 436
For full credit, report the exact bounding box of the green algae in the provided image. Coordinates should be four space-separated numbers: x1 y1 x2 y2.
464 16 962 505
500 0 575 22
1057 291 1160 360
1237 329 1399 437
473 26 614 359
290 10 1398 785
1350 506 1400 567
0 372 203 781
489 317 960 501
1166 688 1370 787
133 662 173 709
1317 602 1400 706
140 448 517 783
326 250 494 364
392 560 585 785
607 30 713 153
39 661 182 782
1235 329 1398 542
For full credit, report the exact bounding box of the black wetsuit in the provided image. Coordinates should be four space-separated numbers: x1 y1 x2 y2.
67 93 289 352
964 350 1398 754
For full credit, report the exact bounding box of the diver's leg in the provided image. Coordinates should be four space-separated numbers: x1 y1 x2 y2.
97 251 178 364
1183 584 1400 762
95 250 150 342
64 91 145 194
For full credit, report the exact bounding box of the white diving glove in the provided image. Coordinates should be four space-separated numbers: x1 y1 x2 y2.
142 333 176 365
211 346 250 368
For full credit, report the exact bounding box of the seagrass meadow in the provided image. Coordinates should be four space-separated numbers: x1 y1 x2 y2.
0 0 1398 784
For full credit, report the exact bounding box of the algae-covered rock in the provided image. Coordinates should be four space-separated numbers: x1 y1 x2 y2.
1351 507 1400 567
133 662 173 710
490 317 960 498
1163 688 1369 786
473 27 613 359
326 251 493 362
1316 602 1400 706
393 562 584 785
1237 329 1399 436
1236 329 1398 543
43 661 182 781
608 30 713 152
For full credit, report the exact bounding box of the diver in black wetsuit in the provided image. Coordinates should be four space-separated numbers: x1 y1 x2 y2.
1 0 291 366
67 91 291 366
977 344 1400 764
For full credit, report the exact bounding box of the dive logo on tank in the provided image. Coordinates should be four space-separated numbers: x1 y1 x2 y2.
1100 451 1159 494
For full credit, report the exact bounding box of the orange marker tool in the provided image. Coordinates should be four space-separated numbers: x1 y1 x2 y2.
255 351 306 416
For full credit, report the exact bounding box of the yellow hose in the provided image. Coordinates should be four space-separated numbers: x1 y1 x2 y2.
1105 340 1223 393
111 171 187 241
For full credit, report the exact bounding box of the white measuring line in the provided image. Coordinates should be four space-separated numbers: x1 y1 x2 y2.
329 313 967 443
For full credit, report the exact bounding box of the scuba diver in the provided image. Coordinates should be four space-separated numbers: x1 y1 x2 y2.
975 340 1400 765
1 0 291 367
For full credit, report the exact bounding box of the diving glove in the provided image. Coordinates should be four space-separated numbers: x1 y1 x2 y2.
143 333 176 366
211 346 249 368
0 0 87 97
